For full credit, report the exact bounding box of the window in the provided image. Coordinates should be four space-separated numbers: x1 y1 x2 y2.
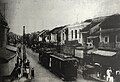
79 29 81 38
75 30 77 38
116 35 120 42
104 36 109 43
71 30 73 39
87 38 91 43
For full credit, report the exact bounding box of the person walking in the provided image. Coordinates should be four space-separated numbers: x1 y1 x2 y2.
106 67 112 82
109 73 114 82
26 67 30 78
26 59 30 67
20 58 22 67
10 63 18 81
31 67 34 79
17 56 19 64
18 66 21 79
23 59 27 69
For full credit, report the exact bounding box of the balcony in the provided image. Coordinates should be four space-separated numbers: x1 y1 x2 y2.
99 42 117 51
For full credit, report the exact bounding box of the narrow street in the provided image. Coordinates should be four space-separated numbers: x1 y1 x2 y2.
26 48 99 82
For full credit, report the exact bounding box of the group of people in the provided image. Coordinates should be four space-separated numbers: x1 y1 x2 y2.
106 67 114 82
11 56 22 81
11 55 34 81
106 67 120 82
23 59 34 79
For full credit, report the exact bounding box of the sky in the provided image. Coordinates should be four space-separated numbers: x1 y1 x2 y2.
1 0 120 35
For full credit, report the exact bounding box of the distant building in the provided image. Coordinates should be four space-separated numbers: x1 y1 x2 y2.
49 26 66 45
82 17 106 48
60 22 91 46
38 30 50 42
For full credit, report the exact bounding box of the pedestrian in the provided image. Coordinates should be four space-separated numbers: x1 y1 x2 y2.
115 69 120 82
24 59 27 69
19 46 21 53
116 69 120 76
109 73 114 82
13 64 19 79
10 63 18 81
106 67 112 82
17 46 21 57
20 58 22 67
18 66 21 79
31 67 34 79
26 67 30 78
26 59 30 68
17 56 19 64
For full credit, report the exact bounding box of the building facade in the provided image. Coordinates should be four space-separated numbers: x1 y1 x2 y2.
49 26 66 45
60 22 91 46
87 14 120 69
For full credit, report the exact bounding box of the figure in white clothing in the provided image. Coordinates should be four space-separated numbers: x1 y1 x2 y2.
106 67 112 82
26 68 30 78
109 73 114 82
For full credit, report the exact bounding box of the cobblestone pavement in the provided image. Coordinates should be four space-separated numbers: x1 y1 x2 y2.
13 48 99 82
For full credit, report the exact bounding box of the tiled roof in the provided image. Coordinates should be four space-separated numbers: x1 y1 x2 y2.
66 22 90 30
89 14 120 35
81 16 106 32
38 30 49 37
100 14 120 29
50 25 67 34
6 45 17 52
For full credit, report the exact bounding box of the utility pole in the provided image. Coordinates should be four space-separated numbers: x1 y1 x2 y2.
23 26 27 61
83 32 88 65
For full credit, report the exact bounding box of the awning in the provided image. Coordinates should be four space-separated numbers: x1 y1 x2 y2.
90 50 117 67
87 49 95 54
97 28 120 33
92 50 116 56
87 36 99 39
0 45 17 63
6 45 17 52
0 49 16 63
5 49 16 60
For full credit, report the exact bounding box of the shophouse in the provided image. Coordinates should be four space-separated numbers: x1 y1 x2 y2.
49 25 67 45
38 30 49 42
60 22 91 46
88 14 120 69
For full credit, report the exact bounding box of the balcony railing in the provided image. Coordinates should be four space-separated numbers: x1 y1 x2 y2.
99 42 117 50
115 43 120 49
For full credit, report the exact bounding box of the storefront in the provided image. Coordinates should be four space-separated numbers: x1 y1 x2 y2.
86 49 118 79
0 45 17 77
88 49 116 66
